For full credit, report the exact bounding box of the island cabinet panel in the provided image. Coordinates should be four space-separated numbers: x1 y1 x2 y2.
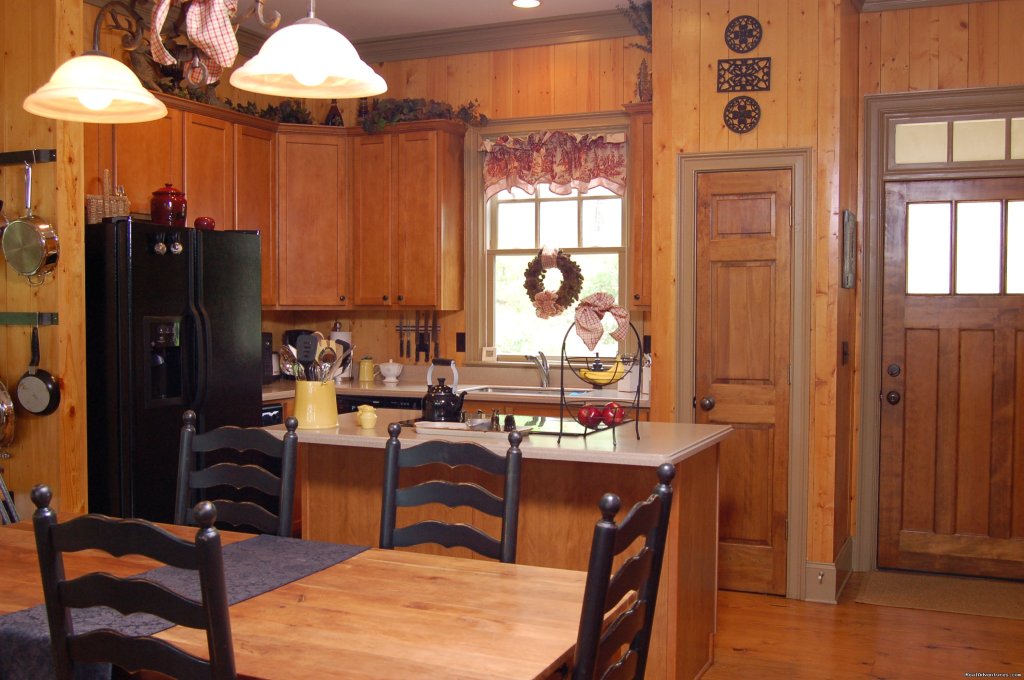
183 112 234 229
112 107 183 216
234 125 277 305
350 134 394 305
625 102 652 310
300 441 718 680
277 132 351 307
350 121 465 310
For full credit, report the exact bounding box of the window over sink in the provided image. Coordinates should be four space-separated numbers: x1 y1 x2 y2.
464 112 633 366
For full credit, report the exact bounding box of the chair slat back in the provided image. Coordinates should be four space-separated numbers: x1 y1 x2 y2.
572 463 676 680
31 485 236 680
380 423 523 563
176 409 299 537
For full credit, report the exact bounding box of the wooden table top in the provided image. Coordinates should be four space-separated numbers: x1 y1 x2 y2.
0 521 586 680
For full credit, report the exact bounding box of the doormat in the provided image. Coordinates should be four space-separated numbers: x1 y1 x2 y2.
856 570 1024 620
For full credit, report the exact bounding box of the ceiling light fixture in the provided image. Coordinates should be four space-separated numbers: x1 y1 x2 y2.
512 0 542 8
23 3 167 124
230 0 387 99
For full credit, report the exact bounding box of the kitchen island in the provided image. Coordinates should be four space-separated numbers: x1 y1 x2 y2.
266 410 730 680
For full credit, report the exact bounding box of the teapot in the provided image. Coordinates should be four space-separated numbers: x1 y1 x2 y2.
422 358 466 422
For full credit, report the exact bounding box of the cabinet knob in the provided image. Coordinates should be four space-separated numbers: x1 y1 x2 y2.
397 294 404 302
633 293 641 301
338 295 346 302
382 295 389 302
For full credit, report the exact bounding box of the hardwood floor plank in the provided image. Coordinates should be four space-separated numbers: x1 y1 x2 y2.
705 574 1024 679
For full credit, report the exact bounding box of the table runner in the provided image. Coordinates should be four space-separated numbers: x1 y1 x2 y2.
0 534 367 680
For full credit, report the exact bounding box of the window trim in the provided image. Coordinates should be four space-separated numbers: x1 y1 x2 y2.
463 111 629 366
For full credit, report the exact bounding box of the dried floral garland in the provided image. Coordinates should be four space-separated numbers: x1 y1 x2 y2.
524 248 584 319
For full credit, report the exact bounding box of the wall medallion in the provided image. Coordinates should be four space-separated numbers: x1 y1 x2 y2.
724 15 763 53
723 96 761 134
717 57 771 92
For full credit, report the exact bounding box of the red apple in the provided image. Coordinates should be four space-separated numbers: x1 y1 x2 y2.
577 405 602 428
602 401 626 426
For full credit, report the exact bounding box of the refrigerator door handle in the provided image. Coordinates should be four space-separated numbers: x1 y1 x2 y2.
191 302 212 415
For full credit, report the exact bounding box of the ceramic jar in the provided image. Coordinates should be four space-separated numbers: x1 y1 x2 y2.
150 184 187 228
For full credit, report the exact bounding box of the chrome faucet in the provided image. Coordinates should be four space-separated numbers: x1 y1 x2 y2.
525 351 550 387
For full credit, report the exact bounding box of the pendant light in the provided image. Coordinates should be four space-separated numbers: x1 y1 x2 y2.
230 0 387 99
23 6 166 124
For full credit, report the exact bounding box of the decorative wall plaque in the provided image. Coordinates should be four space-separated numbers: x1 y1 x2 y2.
723 96 761 134
717 58 771 92
724 15 763 53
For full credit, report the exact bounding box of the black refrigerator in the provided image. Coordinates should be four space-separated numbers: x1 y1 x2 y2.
85 217 262 522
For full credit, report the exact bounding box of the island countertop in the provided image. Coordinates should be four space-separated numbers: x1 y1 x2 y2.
264 409 731 467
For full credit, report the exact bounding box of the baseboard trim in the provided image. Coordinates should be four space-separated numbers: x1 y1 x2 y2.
803 537 854 604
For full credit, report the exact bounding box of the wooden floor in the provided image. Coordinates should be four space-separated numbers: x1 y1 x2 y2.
704 573 1024 679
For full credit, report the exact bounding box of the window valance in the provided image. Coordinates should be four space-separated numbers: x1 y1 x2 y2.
481 131 627 200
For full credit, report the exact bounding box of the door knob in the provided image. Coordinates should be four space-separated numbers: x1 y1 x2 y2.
699 396 716 411
885 390 901 405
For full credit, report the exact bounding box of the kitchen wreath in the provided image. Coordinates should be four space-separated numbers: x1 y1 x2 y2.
524 247 583 319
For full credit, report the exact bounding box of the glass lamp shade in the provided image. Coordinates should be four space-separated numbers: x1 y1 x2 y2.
23 51 167 124
230 18 387 99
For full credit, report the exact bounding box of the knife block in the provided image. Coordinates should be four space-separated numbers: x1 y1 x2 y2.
294 381 338 429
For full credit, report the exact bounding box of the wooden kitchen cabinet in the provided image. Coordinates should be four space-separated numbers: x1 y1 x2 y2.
234 124 278 305
625 103 652 310
277 130 351 307
351 121 465 310
184 112 234 229
111 106 183 215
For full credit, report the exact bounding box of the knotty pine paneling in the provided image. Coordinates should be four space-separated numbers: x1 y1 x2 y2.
0 0 85 517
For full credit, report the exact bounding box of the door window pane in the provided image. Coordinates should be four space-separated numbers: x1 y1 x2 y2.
1007 202 1024 294
495 202 535 249
894 122 948 164
906 203 951 294
955 201 1002 294
952 119 1006 162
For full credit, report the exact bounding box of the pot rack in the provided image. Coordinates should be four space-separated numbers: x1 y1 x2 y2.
0 150 59 324
0 149 56 166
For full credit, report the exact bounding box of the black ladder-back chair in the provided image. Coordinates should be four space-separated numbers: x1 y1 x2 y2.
30 484 236 680
176 409 299 537
379 422 523 563
572 463 676 680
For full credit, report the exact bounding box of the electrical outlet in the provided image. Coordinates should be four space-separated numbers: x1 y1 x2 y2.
455 332 466 353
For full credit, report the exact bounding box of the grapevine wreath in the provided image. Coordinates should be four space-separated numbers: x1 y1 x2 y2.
524 247 584 319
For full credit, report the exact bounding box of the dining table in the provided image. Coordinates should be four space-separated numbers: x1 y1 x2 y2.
0 518 589 679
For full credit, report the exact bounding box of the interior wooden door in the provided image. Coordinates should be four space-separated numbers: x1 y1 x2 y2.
695 169 792 595
879 178 1024 579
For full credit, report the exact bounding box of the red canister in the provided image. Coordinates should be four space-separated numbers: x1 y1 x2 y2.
150 183 187 227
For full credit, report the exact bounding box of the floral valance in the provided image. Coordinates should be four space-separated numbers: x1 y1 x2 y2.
481 131 627 200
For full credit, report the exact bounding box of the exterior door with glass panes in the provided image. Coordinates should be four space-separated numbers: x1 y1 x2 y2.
487 184 627 363
879 178 1024 579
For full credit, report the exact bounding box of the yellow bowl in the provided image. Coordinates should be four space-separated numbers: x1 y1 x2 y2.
579 362 626 386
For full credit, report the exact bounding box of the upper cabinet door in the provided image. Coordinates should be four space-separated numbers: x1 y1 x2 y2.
277 133 350 307
351 134 394 306
234 124 277 306
184 112 234 229
113 108 183 216
394 131 440 307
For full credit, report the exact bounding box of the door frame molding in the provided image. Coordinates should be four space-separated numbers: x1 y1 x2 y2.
678 148 812 599
855 85 1024 572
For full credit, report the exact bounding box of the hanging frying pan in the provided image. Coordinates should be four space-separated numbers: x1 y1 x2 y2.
16 327 60 416
2 163 59 286
0 379 14 447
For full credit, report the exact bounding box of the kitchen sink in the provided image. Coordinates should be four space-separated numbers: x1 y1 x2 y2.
465 386 597 397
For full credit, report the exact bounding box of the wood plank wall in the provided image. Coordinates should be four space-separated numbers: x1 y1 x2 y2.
646 0 1024 567
0 0 85 517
